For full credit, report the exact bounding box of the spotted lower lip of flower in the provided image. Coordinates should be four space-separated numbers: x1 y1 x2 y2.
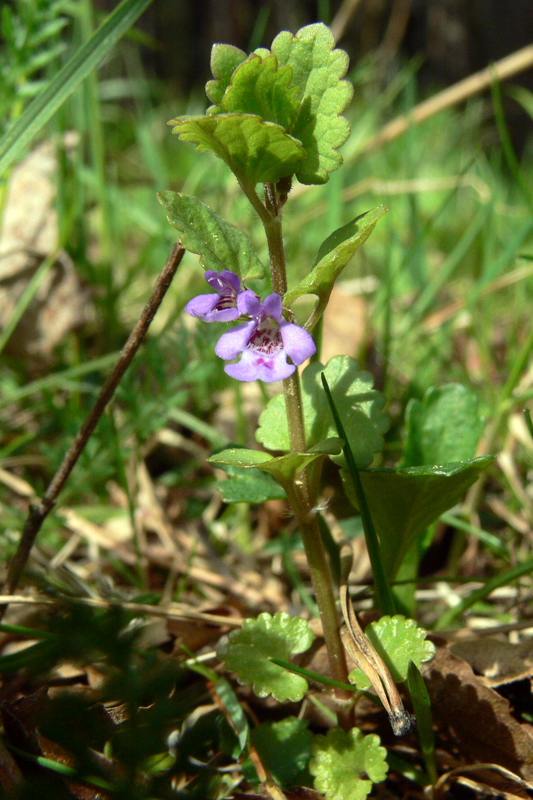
214 293 316 382
185 270 243 322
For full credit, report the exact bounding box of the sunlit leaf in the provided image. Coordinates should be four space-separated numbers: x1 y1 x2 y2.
208 439 343 492
271 23 353 184
402 383 485 467
168 113 305 187
157 191 264 281
284 207 387 307
222 53 299 131
348 615 436 690
256 357 388 467
217 612 314 703
309 727 388 800
206 43 247 111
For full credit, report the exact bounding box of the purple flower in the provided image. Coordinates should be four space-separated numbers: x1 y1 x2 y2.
215 292 316 382
185 270 243 322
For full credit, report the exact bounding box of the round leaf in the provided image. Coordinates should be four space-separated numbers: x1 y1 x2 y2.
309 727 388 800
256 357 389 467
348 615 436 690
217 612 314 703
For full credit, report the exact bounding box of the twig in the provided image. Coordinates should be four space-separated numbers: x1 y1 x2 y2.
0 242 185 615
362 44 533 155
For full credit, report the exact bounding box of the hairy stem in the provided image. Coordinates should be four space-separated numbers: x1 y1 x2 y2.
262 183 352 724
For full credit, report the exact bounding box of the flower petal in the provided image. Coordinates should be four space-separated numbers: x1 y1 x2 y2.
279 322 316 365
225 348 295 382
185 293 218 318
215 321 256 360
205 270 241 294
237 290 261 316
262 293 283 322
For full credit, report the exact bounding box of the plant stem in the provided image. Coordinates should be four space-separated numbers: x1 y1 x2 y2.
0 243 185 619
261 183 352 723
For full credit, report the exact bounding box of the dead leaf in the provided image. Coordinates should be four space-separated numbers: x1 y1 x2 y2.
424 641 533 780
450 637 533 687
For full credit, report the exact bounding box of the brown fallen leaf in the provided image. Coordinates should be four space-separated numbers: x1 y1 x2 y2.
450 636 533 687
423 640 533 780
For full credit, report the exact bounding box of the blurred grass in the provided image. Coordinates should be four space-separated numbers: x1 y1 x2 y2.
0 0 532 611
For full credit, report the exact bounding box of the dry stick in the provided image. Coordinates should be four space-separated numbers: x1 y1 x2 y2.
362 44 533 155
0 242 185 616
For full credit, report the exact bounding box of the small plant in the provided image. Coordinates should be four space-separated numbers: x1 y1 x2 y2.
156 22 494 799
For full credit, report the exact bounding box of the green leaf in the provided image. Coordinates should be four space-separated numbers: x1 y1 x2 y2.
284 207 388 307
350 458 494 579
208 440 343 493
168 113 305 187
348 615 436 690
157 191 264 281
402 383 485 467
217 612 314 703
0 0 155 178
222 53 300 131
256 357 389 467
309 727 388 800
271 23 354 184
407 662 437 784
218 470 286 503
214 677 249 756
206 43 247 111
247 717 312 786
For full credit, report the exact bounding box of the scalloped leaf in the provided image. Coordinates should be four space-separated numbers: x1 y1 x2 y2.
256 357 388 467
348 615 436 691
284 207 387 306
168 113 305 187
206 43 247 111
309 727 388 800
402 383 485 468
157 191 264 281
222 53 300 131
217 612 314 703
208 439 343 492
271 23 353 184
348 457 495 579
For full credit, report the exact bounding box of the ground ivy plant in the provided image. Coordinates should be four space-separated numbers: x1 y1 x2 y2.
160 23 493 799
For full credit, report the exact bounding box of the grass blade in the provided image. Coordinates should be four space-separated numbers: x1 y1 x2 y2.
320 373 396 615
0 0 155 177
407 661 437 784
